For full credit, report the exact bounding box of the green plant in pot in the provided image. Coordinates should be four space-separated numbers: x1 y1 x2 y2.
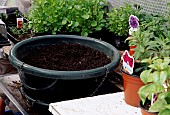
8 22 34 41
138 57 170 115
106 3 141 50
122 12 170 107
28 0 107 37
121 1 170 107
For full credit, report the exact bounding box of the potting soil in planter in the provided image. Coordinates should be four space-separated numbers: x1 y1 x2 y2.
21 43 111 70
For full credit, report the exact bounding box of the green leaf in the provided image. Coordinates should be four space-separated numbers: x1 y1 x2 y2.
82 14 89 19
91 21 97 27
159 71 168 84
74 22 79 27
81 31 88 36
153 71 160 83
98 13 103 19
159 109 170 115
75 5 81 10
140 69 152 84
165 105 170 110
52 31 56 35
68 21 73 26
138 83 164 105
160 62 169 70
101 19 106 22
159 92 170 100
43 21 47 24
62 18 67 25
68 6 72 9
149 98 167 112
149 64 158 70
95 26 102 31
138 45 145 52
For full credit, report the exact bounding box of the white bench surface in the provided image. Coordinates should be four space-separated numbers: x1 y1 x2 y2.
49 92 142 115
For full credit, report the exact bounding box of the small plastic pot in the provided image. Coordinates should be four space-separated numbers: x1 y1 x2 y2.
121 68 144 107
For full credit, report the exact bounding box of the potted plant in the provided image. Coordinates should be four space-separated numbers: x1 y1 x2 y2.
138 57 170 115
121 10 170 107
8 22 34 42
27 0 107 37
122 24 170 106
106 3 141 50
121 26 154 107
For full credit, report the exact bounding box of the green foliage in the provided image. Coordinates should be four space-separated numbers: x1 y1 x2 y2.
138 57 170 115
126 8 170 61
106 3 141 36
28 0 107 36
9 23 34 40
0 13 8 21
126 27 154 60
139 13 169 38
126 25 170 61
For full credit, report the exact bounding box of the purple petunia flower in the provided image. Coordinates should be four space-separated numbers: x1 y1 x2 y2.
129 15 139 29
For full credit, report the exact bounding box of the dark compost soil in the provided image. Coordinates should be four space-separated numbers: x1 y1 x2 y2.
21 43 111 70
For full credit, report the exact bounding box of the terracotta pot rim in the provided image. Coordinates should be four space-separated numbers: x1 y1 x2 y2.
120 67 139 78
130 45 136 49
139 100 158 114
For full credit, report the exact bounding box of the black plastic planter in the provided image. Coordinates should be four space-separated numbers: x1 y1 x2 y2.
9 35 120 113
9 35 120 80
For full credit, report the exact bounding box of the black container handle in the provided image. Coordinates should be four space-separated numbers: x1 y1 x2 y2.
19 63 57 91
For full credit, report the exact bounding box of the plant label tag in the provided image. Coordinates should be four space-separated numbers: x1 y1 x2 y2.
121 50 134 74
151 93 158 105
17 18 23 29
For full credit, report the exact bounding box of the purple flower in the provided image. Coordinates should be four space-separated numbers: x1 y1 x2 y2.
129 15 139 28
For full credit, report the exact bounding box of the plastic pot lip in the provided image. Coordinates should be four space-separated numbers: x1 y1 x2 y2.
9 35 120 80
120 67 139 78
139 100 158 114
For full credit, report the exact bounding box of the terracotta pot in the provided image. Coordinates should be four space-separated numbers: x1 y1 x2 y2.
139 101 158 115
129 45 136 56
121 68 144 107
0 98 5 115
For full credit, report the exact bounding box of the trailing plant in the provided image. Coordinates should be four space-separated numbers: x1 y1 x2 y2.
138 57 170 115
106 3 141 36
28 0 107 36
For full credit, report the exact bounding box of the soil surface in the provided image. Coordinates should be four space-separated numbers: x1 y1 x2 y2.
22 43 111 71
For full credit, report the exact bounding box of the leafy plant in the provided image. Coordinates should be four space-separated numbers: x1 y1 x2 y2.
138 57 170 115
8 23 34 40
126 27 154 60
127 28 170 60
0 13 8 22
140 14 168 38
28 0 107 36
106 3 141 36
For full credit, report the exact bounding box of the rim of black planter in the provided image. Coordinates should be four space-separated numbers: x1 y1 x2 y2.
9 35 120 80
